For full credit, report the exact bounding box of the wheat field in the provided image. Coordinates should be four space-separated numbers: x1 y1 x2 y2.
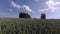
1 18 60 34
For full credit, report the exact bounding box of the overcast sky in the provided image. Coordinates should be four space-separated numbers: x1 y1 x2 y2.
0 0 60 19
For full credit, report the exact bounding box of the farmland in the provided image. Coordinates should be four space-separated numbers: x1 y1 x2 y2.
1 18 60 34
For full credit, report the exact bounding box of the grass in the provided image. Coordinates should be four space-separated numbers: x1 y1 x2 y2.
0 31 1 34
1 18 60 34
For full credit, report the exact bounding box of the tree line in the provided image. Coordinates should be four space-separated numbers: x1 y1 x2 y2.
19 12 46 19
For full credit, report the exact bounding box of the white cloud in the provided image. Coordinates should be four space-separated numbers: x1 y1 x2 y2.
22 5 32 12
10 1 32 12
10 1 21 9
40 8 49 12
10 1 16 7
40 0 60 12
16 5 21 9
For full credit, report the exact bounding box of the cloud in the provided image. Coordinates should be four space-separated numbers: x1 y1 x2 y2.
40 0 60 12
22 5 32 12
40 8 49 12
16 5 21 9
10 1 32 12
10 1 21 9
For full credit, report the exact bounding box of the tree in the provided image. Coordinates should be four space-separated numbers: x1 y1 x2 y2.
19 12 31 18
41 13 46 19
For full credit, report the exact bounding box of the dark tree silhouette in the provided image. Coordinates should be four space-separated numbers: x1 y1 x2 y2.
19 12 31 18
41 13 46 19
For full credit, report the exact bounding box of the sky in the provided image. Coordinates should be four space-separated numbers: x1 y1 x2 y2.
0 0 60 19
